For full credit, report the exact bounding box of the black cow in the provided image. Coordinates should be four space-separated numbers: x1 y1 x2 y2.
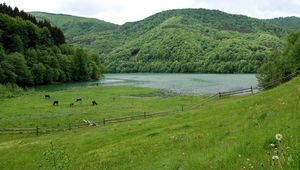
76 98 82 102
45 95 50 99
92 100 97 106
70 102 74 107
53 101 59 106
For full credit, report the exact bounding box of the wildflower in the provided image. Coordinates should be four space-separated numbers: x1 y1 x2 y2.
272 155 279 160
275 134 283 141
270 144 275 147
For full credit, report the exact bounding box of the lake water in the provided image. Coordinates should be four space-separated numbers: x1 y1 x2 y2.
34 73 258 95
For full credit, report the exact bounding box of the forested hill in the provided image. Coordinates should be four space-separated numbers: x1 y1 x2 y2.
31 9 300 73
267 16 300 32
30 12 118 42
120 9 285 37
0 3 103 86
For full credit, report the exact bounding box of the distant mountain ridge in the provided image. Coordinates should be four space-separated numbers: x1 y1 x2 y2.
30 9 300 73
30 12 118 42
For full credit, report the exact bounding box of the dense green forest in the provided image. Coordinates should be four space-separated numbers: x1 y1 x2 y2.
31 9 300 73
258 29 300 88
267 17 300 32
0 3 103 86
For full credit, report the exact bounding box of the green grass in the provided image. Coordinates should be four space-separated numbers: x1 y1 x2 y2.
0 77 300 169
0 86 201 128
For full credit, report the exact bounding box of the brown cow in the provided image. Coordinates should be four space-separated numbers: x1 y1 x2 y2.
53 101 59 106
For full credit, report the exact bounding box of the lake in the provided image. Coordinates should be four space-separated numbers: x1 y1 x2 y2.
34 73 258 95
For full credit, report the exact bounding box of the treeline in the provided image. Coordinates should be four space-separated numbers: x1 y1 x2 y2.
0 3 65 45
0 4 103 86
257 30 300 88
0 44 102 86
107 61 257 73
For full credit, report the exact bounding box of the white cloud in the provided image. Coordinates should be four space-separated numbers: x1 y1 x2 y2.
1 0 300 24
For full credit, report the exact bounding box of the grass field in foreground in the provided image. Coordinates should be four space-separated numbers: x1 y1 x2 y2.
0 78 300 169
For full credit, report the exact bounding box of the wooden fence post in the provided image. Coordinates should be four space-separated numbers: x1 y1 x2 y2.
218 92 221 99
144 112 146 119
36 126 39 136
251 86 253 94
181 105 184 112
103 118 106 125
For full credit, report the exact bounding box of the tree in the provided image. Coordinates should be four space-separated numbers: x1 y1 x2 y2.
6 52 33 85
257 30 300 89
73 49 89 81
31 63 46 84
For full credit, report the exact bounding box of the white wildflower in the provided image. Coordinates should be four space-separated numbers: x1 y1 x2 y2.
275 134 283 141
272 155 279 160
270 143 275 147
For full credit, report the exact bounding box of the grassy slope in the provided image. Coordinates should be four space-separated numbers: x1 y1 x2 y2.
0 77 300 169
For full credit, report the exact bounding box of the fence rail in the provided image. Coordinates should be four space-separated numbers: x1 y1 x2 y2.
0 86 257 136
218 86 253 98
0 127 39 135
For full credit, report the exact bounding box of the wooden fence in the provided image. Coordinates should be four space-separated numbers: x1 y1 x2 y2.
218 86 253 98
0 127 39 136
0 86 256 136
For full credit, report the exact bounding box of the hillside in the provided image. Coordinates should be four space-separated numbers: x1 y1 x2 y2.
30 12 118 48
31 8 300 73
267 16 300 32
0 76 299 169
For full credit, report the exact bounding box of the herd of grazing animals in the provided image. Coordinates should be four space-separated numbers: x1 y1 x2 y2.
44 95 98 107
44 94 117 126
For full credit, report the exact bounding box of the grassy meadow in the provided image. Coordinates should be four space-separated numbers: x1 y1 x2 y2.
0 77 300 169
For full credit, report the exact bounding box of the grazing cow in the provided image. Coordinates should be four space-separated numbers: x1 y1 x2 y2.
83 120 97 126
45 95 50 99
92 100 97 106
76 98 82 102
70 102 74 107
53 101 59 106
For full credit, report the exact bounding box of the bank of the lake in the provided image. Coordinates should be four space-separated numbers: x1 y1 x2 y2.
33 73 257 94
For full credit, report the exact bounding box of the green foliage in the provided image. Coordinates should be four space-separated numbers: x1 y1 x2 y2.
0 4 103 86
257 30 300 89
32 9 299 73
267 17 300 32
30 12 118 43
0 3 65 45
104 17 282 73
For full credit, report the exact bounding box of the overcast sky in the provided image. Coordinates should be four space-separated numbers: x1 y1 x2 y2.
1 0 300 24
